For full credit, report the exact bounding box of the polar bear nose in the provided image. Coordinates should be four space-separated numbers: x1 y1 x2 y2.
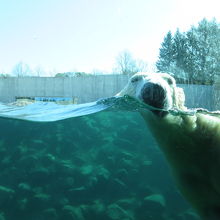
141 82 167 117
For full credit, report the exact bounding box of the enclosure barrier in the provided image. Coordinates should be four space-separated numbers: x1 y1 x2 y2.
0 75 218 110
213 77 220 111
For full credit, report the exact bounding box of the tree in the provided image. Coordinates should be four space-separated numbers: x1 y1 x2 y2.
135 59 148 72
173 29 188 70
114 50 147 74
55 72 88 77
0 73 10 77
183 18 220 84
34 66 45 77
156 18 220 84
196 18 220 83
156 31 174 72
12 62 32 77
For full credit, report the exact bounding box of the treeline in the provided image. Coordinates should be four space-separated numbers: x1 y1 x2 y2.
55 72 88 77
156 18 220 84
0 62 46 77
2 18 220 84
0 51 148 77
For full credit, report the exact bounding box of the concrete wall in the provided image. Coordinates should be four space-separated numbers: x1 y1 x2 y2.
213 77 220 111
0 75 216 110
0 75 130 103
180 84 214 110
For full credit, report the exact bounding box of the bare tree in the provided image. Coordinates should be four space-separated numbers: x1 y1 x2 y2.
114 50 147 74
34 66 45 77
12 62 32 77
135 59 148 72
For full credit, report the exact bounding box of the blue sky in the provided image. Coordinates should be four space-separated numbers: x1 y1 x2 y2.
0 0 220 75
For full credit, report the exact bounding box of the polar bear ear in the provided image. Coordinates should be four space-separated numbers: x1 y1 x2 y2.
173 87 186 110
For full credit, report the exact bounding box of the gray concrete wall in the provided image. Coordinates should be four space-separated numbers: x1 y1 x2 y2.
180 84 214 110
0 75 216 110
0 75 130 103
213 78 220 111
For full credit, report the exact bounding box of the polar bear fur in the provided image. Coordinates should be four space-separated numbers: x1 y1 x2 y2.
117 72 220 220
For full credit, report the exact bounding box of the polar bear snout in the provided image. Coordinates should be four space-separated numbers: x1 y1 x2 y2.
140 82 168 117
116 72 179 117
140 82 166 108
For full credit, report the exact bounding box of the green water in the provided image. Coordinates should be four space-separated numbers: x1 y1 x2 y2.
0 110 199 220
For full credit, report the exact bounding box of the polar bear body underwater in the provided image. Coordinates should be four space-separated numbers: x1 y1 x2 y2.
117 72 220 220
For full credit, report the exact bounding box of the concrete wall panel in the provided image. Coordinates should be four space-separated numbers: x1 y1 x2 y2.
0 75 216 110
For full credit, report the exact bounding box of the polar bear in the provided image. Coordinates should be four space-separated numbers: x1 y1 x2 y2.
117 72 220 220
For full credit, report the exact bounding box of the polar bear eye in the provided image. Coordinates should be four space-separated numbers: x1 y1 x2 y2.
167 78 174 85
131 76 141 83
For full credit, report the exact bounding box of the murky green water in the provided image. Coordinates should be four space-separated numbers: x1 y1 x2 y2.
0 98 200 220
0 112 196 220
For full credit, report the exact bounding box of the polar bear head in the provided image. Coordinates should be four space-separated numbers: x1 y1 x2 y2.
117 72 186 117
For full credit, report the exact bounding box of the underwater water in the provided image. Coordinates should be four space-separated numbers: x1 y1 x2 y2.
0 97 200 220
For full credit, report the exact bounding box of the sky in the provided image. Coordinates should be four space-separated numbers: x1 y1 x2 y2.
0 0 220 76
